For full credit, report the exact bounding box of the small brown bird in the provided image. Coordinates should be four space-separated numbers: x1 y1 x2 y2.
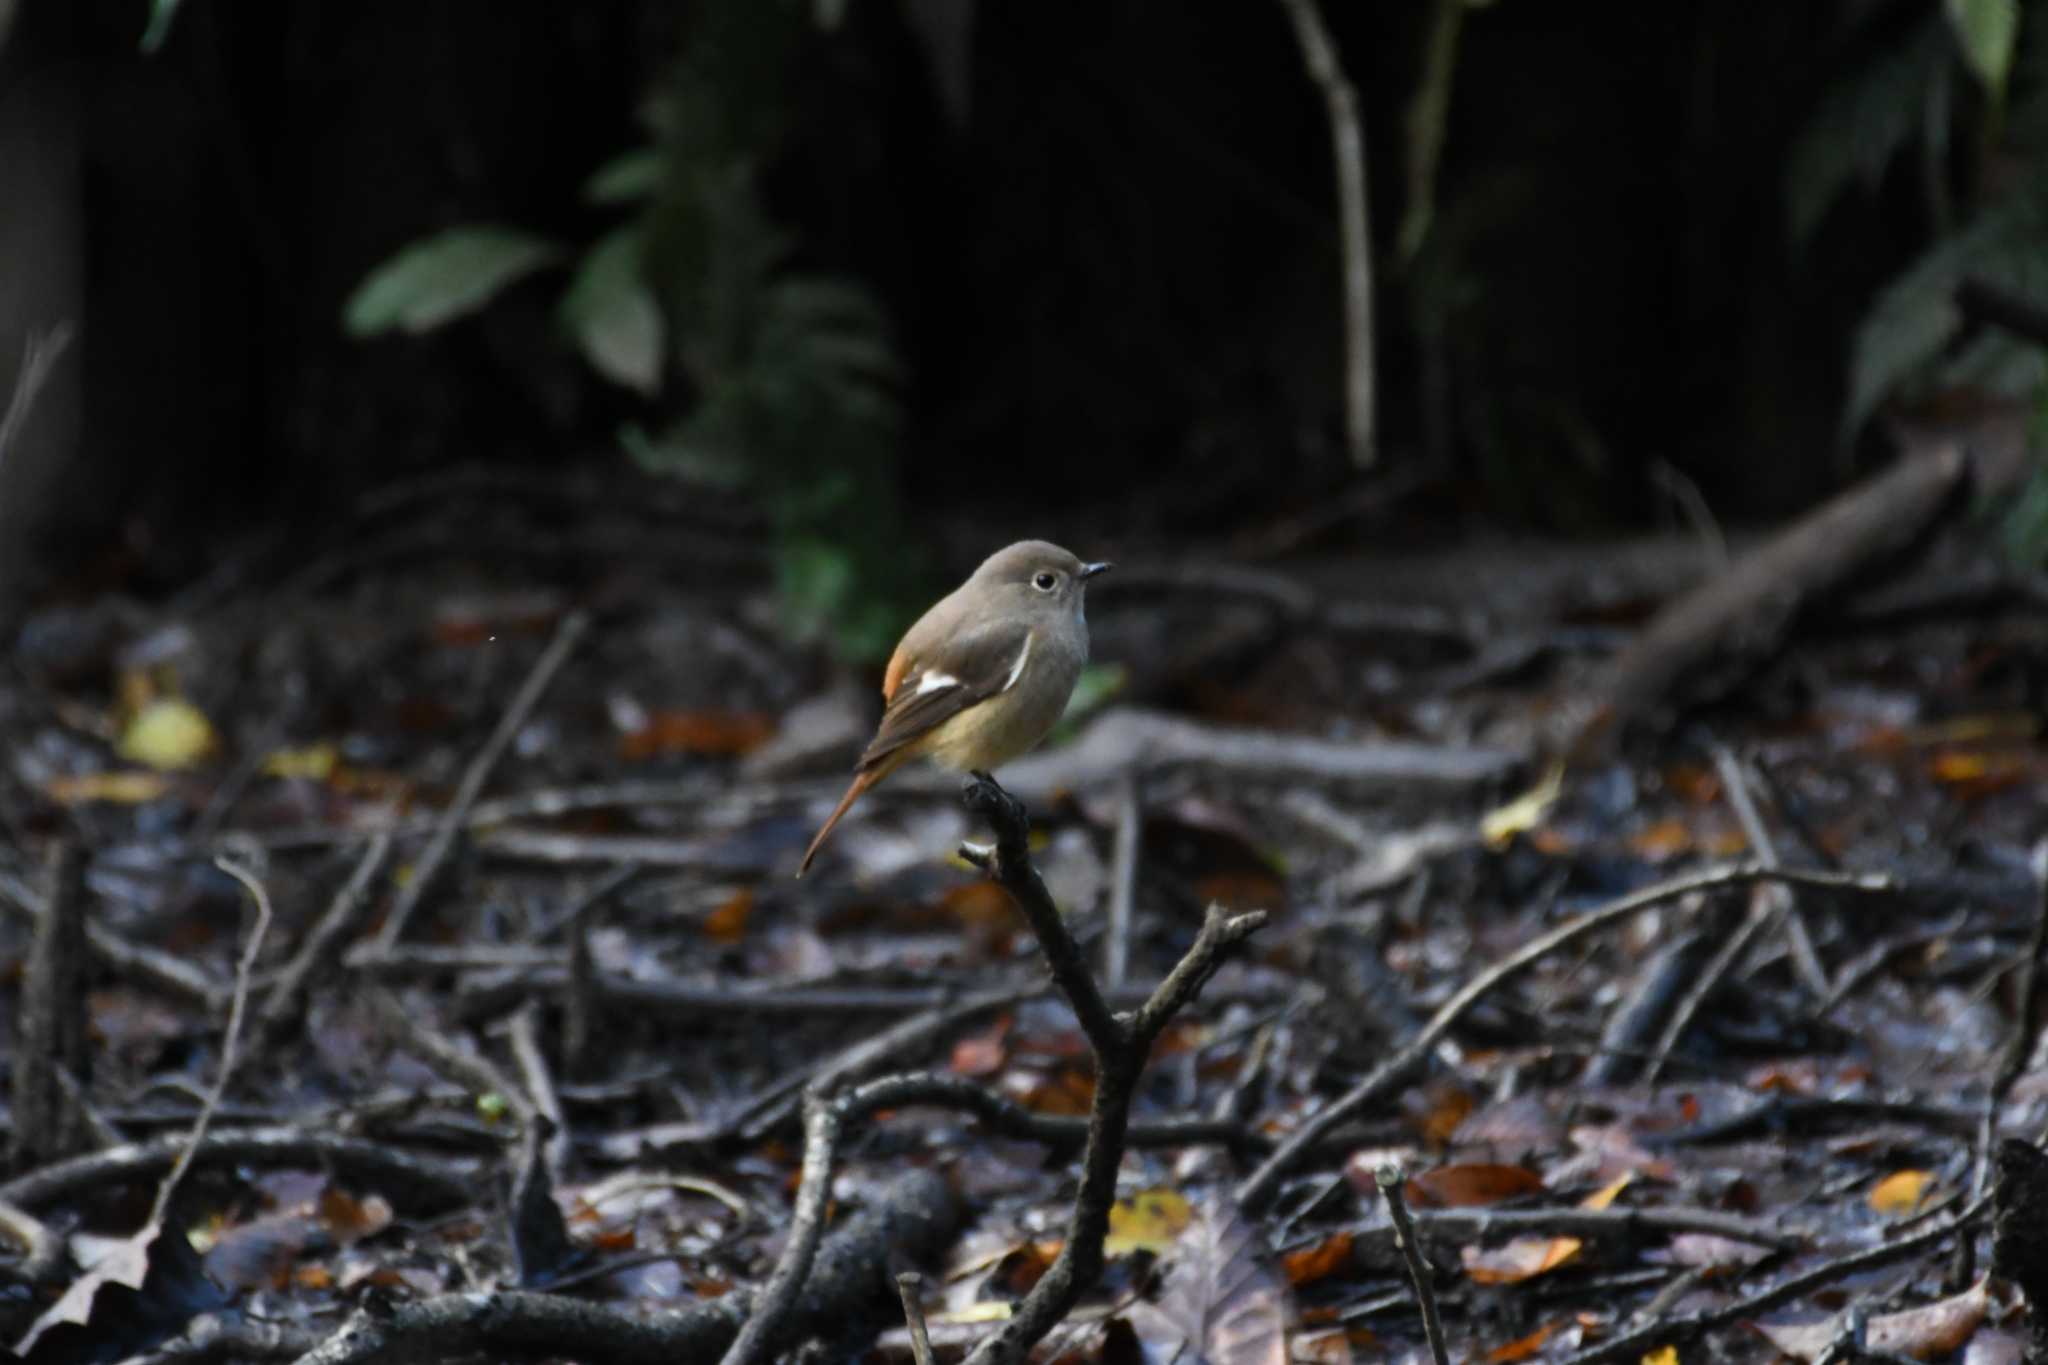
798 540 1111 875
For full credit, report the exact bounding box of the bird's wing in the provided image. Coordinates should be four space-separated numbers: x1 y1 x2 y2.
859 617 1036 772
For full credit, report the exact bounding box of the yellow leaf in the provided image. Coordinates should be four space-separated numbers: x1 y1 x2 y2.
1481 760 1565 850
262 743 339 781
929 1301 1014 1325
1581 1172 1633 1211
1869 1169 1934 1217
1104 1188 1191 1256
44 771 172 805
116 698 217 771
1641 1348 1679 1365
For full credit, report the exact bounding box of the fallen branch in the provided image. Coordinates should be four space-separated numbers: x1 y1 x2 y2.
291 1167 956 1365
1237 862 1898 1210
10 839 89 1167
1575 442 1974 755
0 1128 476 1215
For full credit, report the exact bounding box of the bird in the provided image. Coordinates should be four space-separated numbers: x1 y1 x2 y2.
797 540 1111 875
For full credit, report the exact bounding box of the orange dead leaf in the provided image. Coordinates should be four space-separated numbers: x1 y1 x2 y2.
701 888 754 944
316 1187 393 1245
1417 1084 1475 1147
1581 1172 1633 1211
1487 1322 1558 1362
1929 749 2030 799
1639 1348 1678 1365
1630 818 1694 861
1280 1230 1354 1286
619 709 776 760
1463 1234 1582 1285
1662 764 1721 805
1869 1169 1935 1217
942 880 1015 928
1408 1163 1545 1208
948 1015 1012 1078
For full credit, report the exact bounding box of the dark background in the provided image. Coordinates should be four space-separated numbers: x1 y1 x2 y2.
0 0 2029 622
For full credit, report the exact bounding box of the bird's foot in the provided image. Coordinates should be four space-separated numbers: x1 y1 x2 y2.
961 770 1030 847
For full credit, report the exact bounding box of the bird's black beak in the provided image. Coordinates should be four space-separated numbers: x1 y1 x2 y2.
1081 561 1114 580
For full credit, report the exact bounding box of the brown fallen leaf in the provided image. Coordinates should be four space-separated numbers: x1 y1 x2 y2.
1126 1193 1290 1365
1486 1321 1557 1362
1463 1233 1582 1285
1754 1276 1991 1362
1280 1230 1353 1286
1407 1163 1545 1208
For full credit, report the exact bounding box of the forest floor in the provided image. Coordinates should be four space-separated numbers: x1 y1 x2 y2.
1 468 2044 1364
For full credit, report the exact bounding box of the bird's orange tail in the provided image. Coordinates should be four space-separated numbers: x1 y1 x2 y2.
797 768 879 877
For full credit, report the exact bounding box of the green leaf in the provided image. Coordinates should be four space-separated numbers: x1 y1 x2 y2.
559 227 665 394
141 0 183 53
1845 181 2048 438
343 227 560 337
1785 13 1949 249
1947 0 2021 101
776 538 855 642
583 149 663 205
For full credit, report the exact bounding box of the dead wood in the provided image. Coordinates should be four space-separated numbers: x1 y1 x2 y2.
1574 441 1975 756
10 840 89 1169
0 1127 476 1215
290 1167 956 1365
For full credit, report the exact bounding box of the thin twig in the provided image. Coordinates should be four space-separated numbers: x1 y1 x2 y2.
258 832 391 1042
0 862 227 1012
0 323 75 478
1715 745 1828 997
1556 1193 1990 1365
151 848 274 1224
1237 862 1897 1209
1376 1164 1451 1365
1274 0 1376 466
507 1003 567 1186
1104 774 1140 988
371 608 590 948
897 1272 937 1365
370 988 536 1127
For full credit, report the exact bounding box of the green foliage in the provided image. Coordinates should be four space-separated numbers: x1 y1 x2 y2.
1785 12 1951 248
343 228 561 337
2002 393 2048 566
341 0 917 661
1947 0 2022 102
559 227 665 395
141 0 184 53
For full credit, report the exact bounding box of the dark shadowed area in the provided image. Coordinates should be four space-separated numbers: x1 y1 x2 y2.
2 2 2047 1362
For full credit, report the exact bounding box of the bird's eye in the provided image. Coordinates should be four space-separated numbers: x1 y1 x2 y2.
1032 571 1059 592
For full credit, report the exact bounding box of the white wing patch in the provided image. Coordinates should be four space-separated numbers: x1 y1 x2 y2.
914 670 960 696
1001 631 1034 692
